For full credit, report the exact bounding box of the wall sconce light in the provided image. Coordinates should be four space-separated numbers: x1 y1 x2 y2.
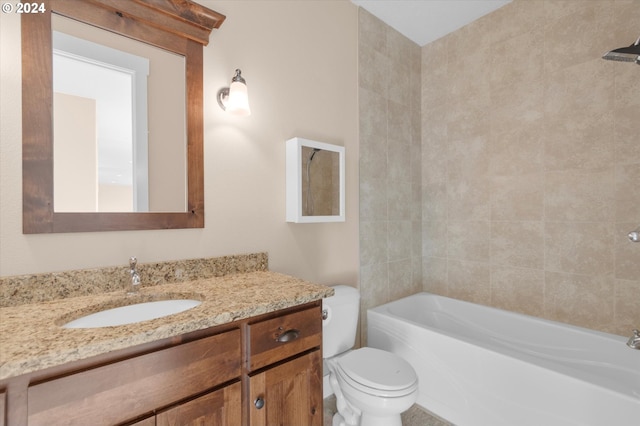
602 36 640 65
217 69 251 116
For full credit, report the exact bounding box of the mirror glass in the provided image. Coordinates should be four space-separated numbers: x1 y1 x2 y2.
300 146 341 216
51 15 187 213
286 138 345 223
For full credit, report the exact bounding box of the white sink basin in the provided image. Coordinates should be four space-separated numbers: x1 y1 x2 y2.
62 299 202 329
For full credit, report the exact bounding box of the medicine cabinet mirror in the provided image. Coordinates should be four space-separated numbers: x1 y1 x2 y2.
21 0 224 233
286 138 345 223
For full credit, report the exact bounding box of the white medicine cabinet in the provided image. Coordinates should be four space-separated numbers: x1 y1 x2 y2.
285 137 345 223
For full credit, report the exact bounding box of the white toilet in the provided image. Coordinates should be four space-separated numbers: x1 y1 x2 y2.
322 285 418 426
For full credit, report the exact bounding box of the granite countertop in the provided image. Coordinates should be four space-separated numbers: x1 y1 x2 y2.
0 271 334 380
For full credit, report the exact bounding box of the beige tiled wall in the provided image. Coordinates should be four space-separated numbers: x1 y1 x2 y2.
358 9 422 344
420 0 639 335
359 0 639 338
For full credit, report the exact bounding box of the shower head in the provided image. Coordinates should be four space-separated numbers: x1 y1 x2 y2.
602 36 640 64
309 148 321 161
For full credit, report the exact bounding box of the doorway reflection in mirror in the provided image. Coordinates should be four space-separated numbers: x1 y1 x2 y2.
51 14 187 214
53 31 147 212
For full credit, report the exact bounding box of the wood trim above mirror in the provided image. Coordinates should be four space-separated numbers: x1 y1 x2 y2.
22 0 224 233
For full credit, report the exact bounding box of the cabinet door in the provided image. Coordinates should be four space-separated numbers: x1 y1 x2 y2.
248 350 322 426
156 381 241 426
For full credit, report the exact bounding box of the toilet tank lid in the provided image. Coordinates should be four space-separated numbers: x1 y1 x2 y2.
325 285 359 304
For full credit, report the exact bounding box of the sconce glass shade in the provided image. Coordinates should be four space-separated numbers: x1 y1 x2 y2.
226 80 251 115
217 69 251 116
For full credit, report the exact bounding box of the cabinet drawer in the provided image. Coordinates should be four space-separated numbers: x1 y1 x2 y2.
28 328 241 426
248 305 321 371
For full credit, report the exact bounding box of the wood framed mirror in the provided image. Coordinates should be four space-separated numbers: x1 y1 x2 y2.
21 0 224 233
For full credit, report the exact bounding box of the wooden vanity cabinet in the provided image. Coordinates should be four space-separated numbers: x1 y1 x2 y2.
246 303 323 426
0 301 323 426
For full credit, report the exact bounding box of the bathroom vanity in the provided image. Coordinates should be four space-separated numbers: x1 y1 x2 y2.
0 271 332 425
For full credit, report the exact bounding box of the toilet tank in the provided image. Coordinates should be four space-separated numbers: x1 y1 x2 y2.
322 285 360 358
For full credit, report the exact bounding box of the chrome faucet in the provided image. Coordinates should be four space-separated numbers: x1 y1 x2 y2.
128 257 141 294
627 329 640 349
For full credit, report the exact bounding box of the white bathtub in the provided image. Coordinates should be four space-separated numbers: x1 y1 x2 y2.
367 293 640 426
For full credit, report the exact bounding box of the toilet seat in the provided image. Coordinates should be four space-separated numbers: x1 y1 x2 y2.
335 364 418 399
335 347 418 397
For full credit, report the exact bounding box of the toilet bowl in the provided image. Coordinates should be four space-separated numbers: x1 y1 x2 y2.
322 286 419 426
329 347 418 426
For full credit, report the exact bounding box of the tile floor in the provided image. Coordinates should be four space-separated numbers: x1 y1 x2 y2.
323 396 452 426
